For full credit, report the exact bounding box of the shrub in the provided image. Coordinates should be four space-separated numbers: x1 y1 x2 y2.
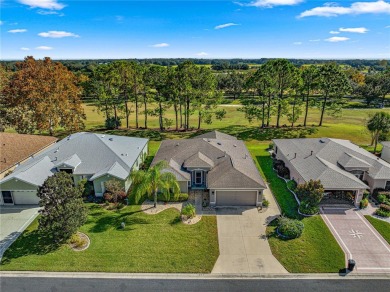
287 180 297 191
116 203 125 210
363 190 370 199
78 179 94 197
262 199 270 208
375 208 390 218
380 203 390 212
295 179 324 206
157 192 188 202
275 164 290 179
69 233 87 248
181 204 196 219
299 200 319 215
103 193 113 202
277 217 304 239
177 193 189 202
104 179 127 203
268 143 274 150
105 116 121 130
360 198 369 209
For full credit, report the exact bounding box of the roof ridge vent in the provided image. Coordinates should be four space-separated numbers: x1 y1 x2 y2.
109 137 113 141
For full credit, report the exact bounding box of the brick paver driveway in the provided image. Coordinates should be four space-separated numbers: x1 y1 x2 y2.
321 207 390 273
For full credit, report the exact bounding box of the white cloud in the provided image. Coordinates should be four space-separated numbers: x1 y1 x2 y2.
8 29 27 33
293 42 302 45
196 52 209 56
38 31 79 38
215 23 240 29
329 30 340 34
339 27 369 33
150 43 170 48
37 10 63 16
35 46 53 50
325 36 350 42
240 0 303 8
309 39 321 42
18 0 65 10
386 25 390 28
299 1 390 18
21 47 30 51
0 21 3 25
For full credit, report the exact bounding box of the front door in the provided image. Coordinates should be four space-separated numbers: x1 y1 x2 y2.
195 171 202 185
1 191 14 204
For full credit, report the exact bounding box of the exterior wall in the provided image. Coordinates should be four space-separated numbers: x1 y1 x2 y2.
93 175 126 197
366 175 388 192
178 181 189 193
0 179 38 205
381 145 390 163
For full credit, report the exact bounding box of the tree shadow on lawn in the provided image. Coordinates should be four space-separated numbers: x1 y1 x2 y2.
89 209 150 233
1 230 61 264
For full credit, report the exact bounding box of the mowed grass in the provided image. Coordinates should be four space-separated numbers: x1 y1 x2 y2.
83 102 390 145
247 143 345 273
364 215 390 245
0 204 219 273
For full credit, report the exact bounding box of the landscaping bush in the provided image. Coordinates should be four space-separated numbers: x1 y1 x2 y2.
380 203 390 212
157 192 188 202
78 179 94 197
287 180 297 191
181 204 196 219
299 200 319 215
275 164 290 179
377 193 390 205
295 180 324 206
104 179 127 203
262 199 270 208
69 233 88 249
375 208 390 218
277 217 304 239
105 116 121 130
360 198 369 209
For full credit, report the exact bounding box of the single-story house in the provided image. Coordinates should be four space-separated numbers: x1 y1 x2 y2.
0 132 148 205
0 133 58 179
151 131 266 207
273 138 390 206
381 141 390 164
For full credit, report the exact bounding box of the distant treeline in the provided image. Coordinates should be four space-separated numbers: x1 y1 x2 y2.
1 58 388 74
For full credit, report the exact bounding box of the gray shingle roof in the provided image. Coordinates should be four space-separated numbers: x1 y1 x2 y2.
194 130 238 141
273 138 390 190
381 141 390 147
152 131 265 189
0 132 148 186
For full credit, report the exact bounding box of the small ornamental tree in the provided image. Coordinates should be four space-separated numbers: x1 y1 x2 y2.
38 172 87 242
296 179 324 206
103 179 127 203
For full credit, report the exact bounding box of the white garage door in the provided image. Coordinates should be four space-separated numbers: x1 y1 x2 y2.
12 191 40 205
216 190 257 206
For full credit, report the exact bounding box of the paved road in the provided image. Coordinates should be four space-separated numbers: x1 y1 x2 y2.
321 207 390 273
1 275 390 292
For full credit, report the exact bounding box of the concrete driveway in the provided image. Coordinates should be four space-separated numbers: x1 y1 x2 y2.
321 207 390 273
212 190 287 274
0 206 39 259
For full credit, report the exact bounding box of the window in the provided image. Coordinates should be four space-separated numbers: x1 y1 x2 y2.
195 171 202 185
386 181 390 191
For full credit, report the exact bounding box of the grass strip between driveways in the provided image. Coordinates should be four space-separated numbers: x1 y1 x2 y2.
247 141 345 273
0 204 219 273
364 215 390 244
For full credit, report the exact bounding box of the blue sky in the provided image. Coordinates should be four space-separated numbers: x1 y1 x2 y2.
1 0 389 59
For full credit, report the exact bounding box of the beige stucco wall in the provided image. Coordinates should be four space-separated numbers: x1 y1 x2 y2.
93 175 126 196
178 181 189 193
0 178 38 191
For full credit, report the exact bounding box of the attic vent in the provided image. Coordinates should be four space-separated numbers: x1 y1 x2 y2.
244 154 248 159
319 139 326 143
207 139 211 142
233 144 237 147
67 135 71 140
54 148 59 153
176 143 180 146
137 146 140 149
217 142 222 145
101 135 105 138
109 138 113 141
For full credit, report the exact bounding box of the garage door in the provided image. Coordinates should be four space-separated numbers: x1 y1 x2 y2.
12 191 40 205
216 190 257 206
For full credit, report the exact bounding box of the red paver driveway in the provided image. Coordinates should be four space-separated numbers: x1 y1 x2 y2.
321 207 390 273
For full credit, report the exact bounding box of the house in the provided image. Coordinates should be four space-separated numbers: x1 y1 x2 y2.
381 142 390 164
0 133 58 179
151 131 266 206
0 132 148 205
273 138 390 206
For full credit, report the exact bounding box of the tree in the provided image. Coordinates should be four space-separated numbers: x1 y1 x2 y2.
367 112 390 153
37 172 87 242
3 57 85 135
300 65 319 127
295 179 324 207
147 65 168 131
267 59 299 128
130 160 180 207
225 70 245 100
317 63 351 126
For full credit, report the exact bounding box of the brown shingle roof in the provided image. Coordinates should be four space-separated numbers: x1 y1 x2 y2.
0 133 57 173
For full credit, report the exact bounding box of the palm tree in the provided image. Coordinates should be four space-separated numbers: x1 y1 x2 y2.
130 160 180 207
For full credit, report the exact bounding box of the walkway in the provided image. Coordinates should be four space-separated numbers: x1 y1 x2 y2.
212 188 287 274
321 206 390 273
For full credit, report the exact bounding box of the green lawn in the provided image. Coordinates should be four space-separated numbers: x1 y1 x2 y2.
247 143 345 273
0 204 219 273
364 215 390 244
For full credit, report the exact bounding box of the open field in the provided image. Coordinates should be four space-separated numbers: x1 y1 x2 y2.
83 102 390 146
0 204 219 273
